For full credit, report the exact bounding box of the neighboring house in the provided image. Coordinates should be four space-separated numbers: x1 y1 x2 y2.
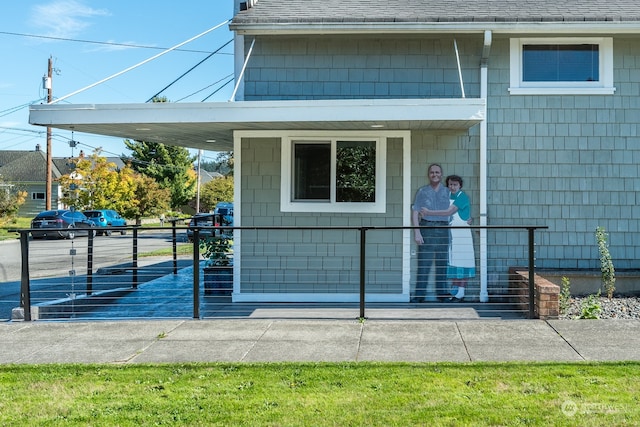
29 0 640 302
0 147 126 216
0 146 63 216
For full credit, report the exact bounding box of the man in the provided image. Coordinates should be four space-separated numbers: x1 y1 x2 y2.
412 163 451 302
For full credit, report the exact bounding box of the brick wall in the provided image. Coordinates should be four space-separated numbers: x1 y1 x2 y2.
509 267 560 319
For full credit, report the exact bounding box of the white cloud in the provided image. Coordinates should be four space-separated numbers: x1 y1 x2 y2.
30 0 110 39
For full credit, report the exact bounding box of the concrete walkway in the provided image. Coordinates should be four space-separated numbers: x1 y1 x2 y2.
1 318 639 364
4 258 640 364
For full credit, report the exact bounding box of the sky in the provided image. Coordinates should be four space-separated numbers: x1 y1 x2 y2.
0 0 235 163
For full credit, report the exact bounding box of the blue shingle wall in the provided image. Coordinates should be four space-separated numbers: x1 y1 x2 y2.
240 32 640 274
239 137 405 294
244 36 480 100
488 38 640 270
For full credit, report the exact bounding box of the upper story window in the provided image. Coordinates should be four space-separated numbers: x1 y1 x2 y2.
281 132 387 213
32 192 45 200
509 38 615 95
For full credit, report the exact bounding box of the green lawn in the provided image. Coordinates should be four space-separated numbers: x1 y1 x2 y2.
0 217 30 241
0 362 638 426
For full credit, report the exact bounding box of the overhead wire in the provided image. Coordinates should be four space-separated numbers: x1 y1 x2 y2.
174 74 233 103
0 98 47 118
202 77 235 102
51 19 232 105
146 39 233 102
0 20 233 156
0 30 228 55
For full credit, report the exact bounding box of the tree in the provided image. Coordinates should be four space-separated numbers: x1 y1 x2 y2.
58 150 138 213
121 174 170 224
123 96 197 210
0 176 27 225
200 151 233 176
56 150 172 221
124 140 197 210
200 176 234 212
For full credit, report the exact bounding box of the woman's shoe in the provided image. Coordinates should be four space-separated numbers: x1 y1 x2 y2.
447 296 464 303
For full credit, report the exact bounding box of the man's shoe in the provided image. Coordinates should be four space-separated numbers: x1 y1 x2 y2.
446 296 465 303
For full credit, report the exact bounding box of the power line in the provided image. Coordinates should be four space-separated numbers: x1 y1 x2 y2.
0 98 47 117
202 78 234 102
51 19 232 105
0 30 232 55
147 39 233 102
175 74 233 103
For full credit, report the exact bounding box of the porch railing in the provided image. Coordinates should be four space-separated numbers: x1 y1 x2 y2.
10 224 547 321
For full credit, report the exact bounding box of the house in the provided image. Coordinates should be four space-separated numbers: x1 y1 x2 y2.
0 146 63 216
0 146 126 216
29 0 640 303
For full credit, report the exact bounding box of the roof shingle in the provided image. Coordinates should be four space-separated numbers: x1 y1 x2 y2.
232 0 640 25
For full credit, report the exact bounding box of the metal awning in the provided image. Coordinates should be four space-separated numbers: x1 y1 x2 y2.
29 98 485 151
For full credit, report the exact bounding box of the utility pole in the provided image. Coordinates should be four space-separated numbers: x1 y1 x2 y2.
45 56 53 210
195 149 202 213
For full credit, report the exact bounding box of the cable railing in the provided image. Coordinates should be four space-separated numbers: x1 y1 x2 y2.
8 223 547 322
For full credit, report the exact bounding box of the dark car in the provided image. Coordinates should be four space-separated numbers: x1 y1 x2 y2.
214 202 234 232
30 209 95 239
186 213 216 242
83 209 128 236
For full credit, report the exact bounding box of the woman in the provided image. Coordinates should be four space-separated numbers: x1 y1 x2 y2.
419 175 476 301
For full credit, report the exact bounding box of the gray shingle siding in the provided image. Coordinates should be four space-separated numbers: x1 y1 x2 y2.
240 137 405 294
487 37 640 270
244 36 480 100
233 0 640 289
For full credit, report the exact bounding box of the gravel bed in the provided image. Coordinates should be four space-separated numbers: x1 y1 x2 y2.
560 296 640 319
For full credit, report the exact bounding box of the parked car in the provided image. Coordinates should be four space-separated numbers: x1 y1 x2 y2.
30 209 95 239
214 202 234 232
83 209 127 236
186 213 216 242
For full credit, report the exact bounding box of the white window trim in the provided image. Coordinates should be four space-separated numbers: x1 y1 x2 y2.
509 37 615 95
281 130 393 213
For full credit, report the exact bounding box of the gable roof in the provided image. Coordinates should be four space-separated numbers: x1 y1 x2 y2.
231 0 640 33
0 149 125 183
0 150 53 182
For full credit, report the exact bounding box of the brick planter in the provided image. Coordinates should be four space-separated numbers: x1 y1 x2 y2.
508 267 560 319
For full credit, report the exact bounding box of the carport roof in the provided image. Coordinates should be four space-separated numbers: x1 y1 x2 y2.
29 98 485 151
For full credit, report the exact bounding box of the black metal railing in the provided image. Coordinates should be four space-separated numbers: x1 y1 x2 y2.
8 223 547 321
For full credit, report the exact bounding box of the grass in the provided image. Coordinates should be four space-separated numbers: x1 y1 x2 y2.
139 243 194 257
0 362 638 426
0 217 30 241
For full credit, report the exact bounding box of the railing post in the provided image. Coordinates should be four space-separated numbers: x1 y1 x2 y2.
87 230 94 295
172 220 178 275
528 227 535 319
359 227 367 319
20 231 31 321
193 228 200 319
132 226 138 289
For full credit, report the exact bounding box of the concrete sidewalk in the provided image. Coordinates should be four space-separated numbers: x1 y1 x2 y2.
1 318 639 364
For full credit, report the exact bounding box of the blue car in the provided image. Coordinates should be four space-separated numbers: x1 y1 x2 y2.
83 209 128 236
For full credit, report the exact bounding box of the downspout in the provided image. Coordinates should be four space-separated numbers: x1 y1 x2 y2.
479 30 491 302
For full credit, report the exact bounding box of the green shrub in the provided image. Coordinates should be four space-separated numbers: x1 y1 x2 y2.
579 291 602 319
559 276 571 315
596 226 616 299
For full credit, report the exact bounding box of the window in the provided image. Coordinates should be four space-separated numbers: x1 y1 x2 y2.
282 132 387 213
31 192 45 200
509 38 614 95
